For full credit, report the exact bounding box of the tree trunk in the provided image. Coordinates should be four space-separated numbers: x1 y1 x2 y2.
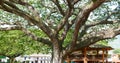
51 42 64 63
9 58 15 63
51 48 64 63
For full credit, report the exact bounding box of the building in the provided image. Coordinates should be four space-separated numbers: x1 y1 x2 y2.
65 44 113 63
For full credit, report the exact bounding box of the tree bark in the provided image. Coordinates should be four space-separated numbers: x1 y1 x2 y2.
51 48 64 63
51 41 64 63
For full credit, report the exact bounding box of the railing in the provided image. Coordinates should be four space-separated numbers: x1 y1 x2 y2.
21 56 51 63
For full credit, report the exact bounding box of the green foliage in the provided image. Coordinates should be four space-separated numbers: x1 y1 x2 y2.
30 29 48 37
0 30 25 57
113 48 120 54
30 29 51 54
97 38 115 46
62 30 74 47
97 40 108 46
0 30 50 58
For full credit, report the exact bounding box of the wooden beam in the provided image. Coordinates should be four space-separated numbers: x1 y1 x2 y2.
102 50 105 63
106 50 108 63
83 48 88 63
97 50 99 57
97 50 99 63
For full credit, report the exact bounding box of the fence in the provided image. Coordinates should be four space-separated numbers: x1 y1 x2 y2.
17 54 52 63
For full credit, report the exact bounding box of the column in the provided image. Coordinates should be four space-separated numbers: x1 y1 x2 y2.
102 50 105 63
83 48 87 63
106 50 108 63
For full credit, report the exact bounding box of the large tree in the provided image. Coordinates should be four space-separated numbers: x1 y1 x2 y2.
0 0 120 63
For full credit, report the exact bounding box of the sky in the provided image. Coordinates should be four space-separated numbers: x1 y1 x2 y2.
109 35 120 49
108 35 120 54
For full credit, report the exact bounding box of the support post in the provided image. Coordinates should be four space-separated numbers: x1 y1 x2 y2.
102 50 105 63
106 50 108 63
83 48 87 63
97 50 99 63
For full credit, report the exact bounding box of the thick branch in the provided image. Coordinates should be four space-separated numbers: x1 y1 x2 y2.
78 20 120 39
86 10 120 28
14 0 40 17
73 0 81 4
75 27 120 49
0 24 52 46
66 0 73 9
70 0 106 49
64 26 120 56
0 1 53 39
52 0 65 16
79 10 120 39
55 0 76 33
60 18 77 42
21 28 52 46
5 0 40 17
56 9 72 33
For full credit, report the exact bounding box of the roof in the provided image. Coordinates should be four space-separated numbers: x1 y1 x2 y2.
71 44 113 56
75 44 113 51
87 44 113 50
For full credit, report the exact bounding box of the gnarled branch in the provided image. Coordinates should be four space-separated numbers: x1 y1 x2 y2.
64 26 120 56
76 26 120 50
21 28 52 46
0 23 52 46
69 0 106 50
0 0 53 39
52 0 65 16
